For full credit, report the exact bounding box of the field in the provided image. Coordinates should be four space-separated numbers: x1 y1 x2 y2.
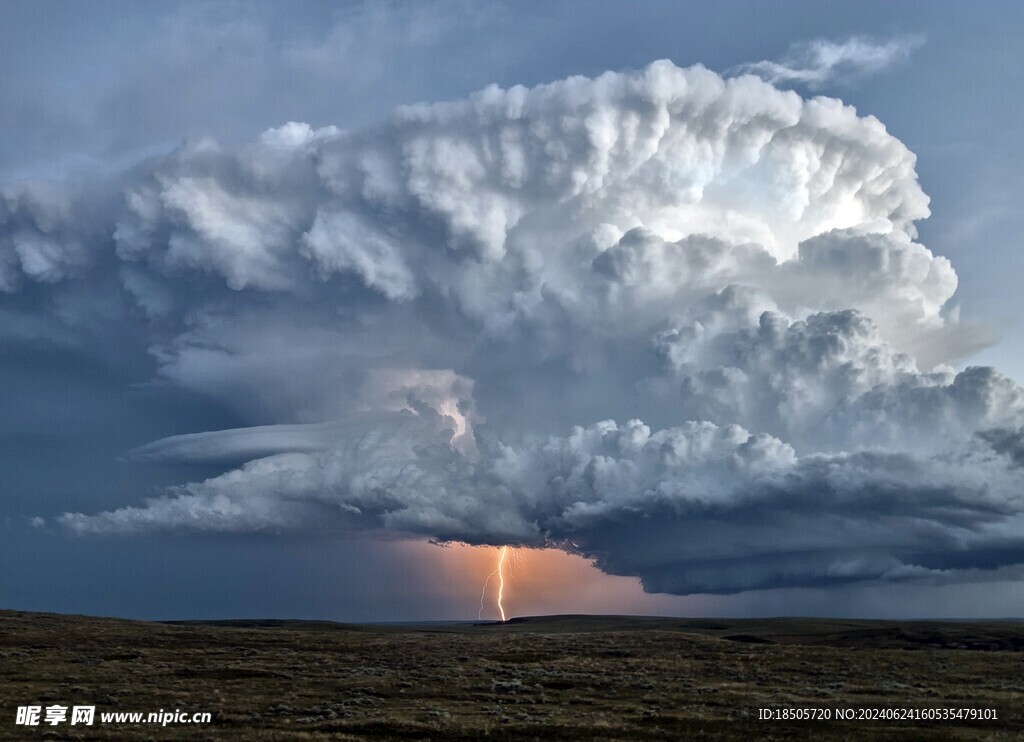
2 610 1022 739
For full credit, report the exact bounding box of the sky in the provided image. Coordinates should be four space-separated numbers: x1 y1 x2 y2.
3 0 1024 621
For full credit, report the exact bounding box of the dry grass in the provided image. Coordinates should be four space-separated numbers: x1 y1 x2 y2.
1 610 1022 739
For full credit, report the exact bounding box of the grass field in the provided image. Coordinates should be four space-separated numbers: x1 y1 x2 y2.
2 610 1022 739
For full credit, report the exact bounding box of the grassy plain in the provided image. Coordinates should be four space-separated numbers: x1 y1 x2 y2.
1 610 1022 739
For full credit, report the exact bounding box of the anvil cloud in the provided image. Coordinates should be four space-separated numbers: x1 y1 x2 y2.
8 60 1024 594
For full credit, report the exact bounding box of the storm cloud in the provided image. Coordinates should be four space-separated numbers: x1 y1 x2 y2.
8 60 1023 595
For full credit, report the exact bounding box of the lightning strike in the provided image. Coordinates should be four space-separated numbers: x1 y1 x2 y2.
495 545 508 622
478 545 511 622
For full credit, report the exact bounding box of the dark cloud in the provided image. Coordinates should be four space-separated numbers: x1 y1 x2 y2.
978 427 1024 468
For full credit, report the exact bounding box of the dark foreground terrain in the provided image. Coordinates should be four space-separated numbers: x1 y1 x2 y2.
2 610 1023 740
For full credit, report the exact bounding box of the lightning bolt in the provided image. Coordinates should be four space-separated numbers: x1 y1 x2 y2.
478 556 499 621
478 545 511 622
495 545 508 622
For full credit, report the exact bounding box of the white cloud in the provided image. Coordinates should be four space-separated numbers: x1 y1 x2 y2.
3 59 1021 595
733 35 925 90
0 182 92 291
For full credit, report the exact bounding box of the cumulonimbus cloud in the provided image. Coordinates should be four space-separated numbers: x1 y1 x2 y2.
6 59 1023 595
